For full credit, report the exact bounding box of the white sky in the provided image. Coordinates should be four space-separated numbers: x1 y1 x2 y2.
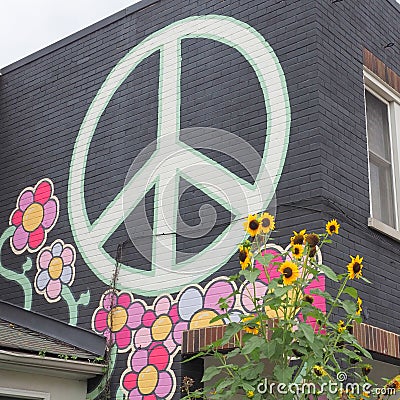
0 0 142 68
1 0 399 69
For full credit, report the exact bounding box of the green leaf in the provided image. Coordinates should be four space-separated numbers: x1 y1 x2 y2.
273 365 296 384
309 288 334 302
342 299 357 315
317 264 338 282
219 323 242 345
242 269 261 283
273 285 292 297
299 323 315 344
260 340 277 359
254 252 276 265
202 365 220 382
343 286 358 299
242 335 264 355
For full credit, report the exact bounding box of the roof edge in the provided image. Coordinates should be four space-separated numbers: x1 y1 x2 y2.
0 300 106 356
0 350 105 379
0 0 160 75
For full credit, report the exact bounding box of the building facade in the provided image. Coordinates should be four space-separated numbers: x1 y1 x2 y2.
0 0 399 398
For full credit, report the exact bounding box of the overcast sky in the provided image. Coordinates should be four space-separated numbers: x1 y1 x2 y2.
1 0 399 69
0 0 141 68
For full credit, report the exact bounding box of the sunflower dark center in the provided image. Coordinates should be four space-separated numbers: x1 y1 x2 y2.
353 263 361 273
283 267 293 278
262 218 270 228
293 236 303 245
329 225 336 232
239 251 247 262
304 295 314 304
249 220 259 230
314 368 323 377
294 247 300 255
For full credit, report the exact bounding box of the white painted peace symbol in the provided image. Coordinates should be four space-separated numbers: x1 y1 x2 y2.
68 15 290 296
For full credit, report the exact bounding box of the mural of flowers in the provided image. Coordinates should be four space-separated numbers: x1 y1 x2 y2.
9 178 59 254
133 295 183 355
122 344 174 400
240 244 326 326
177 279 237 330
93 291 145 352
35 240 76 303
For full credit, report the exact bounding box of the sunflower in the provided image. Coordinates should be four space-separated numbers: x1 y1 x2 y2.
243 214 260 237
278 261 299 286
356 297 362 315
246 390 255 399
258 212 275 234
337 320 346 333
242 316 260 335
303 294 314 304
362 365 372 376
291 244 304 259
305 233 319 247
326 219 340 235
238 245 252 270
312 365 327 377
291 229 306 245
347 255 363 279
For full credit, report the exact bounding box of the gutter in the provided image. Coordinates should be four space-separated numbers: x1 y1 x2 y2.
0 350 105 380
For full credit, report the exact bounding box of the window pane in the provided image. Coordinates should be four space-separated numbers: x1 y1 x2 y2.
365 90 391 160
369 160 396 228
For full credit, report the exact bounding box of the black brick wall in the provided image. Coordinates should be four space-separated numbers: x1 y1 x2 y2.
0 0 399 398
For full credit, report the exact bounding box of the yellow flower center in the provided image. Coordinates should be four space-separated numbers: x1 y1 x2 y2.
138 365 158 395
48 257 63 280
107 306 128 333
22 203 44 232
152 315 172 341
189 310 222 330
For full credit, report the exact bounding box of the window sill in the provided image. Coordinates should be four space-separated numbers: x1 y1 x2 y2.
368 218 400 242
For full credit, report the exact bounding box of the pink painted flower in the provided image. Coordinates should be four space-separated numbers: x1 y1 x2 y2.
35 240 76 302
133 296 182 354
92 291 145 352
240 245 326 329
177 279 236 330
122 344 174 400
9 179 59 254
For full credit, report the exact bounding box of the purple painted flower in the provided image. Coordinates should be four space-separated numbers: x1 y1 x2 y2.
177 279 236 330
35 240 76 302
9 179 59 254
93 291 145 352
133 296 182 354
122 344 174 400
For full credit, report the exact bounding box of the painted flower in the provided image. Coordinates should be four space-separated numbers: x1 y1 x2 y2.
133 296 183 355
35 240 76 302
93 290 145 351
9 179 59 254
177 280 236 330
347 255 363 279
122 344 174 400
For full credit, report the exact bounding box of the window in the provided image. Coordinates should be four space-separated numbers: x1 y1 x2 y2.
364 69 400 240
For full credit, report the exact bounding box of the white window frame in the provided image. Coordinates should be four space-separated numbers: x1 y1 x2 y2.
0 387 50 400
364 68 400 241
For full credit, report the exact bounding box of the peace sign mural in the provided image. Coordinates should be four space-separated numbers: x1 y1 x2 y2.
68 15 290 296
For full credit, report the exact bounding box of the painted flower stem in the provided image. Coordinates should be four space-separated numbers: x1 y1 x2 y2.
0 226 33 310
